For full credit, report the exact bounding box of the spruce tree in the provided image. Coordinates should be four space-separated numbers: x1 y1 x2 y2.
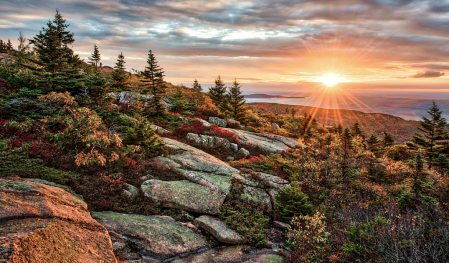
291 108 297 118
341 127 354 154
28 10 85 94
383 131 394 147
111 52 130 91
209 75 228 113
367 133 381 155
275 181 313 223
88 44 101 70
407 101 448 168
170 87 187 113
6 39 13 52
16 32 30 68
432 154 449 174
192 79 204 104
0 40 5 53
352 121 363 152
228 79 247 123
87 72 111 104
140 50 166 116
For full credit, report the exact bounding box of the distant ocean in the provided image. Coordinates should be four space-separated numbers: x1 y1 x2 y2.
245 91 449 121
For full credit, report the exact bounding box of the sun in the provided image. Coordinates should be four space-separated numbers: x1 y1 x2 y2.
318 74 345 87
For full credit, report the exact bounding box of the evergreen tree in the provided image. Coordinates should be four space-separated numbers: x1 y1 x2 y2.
140 50 166 116
299 112 315 138
15 32 30 68
88 44 101 70
407 101 448 169
432 154 449 174
6 39 13 51
352 121 363 152
383 131 394 147
334 124 343 134
340 127 354 154
209 75 228 113
170 87 187 113
291 108 297 118
228 79 247 123
367 133 381 155
111 52 130 91
191 79 204 104
275 181 313 223
28 10 85 94
87 72 111 104
0 40 5 53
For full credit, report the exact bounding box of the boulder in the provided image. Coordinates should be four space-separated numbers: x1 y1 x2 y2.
186 133 230 149
92 212 207 260
244 172 290 189
141 180 227 215
224 128 298 154
172 245 283 263
271 123 280 129
240 186 273 210
274 220 291 230
209 117 227 127
150 138 238 193
0 177 116 263
195 118 212 127
108 91 172 110
230 143 239 152
236 148 250 159
123 183 139 200
150 124 172 135
195 215 246 244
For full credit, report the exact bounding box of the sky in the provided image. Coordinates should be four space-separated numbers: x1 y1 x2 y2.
1 0 449 94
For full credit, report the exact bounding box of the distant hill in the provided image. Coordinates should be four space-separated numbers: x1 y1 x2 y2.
249 102 422 144
244 94 304 99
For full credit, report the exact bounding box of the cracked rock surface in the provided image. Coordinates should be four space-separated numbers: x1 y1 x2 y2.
0 177 116 263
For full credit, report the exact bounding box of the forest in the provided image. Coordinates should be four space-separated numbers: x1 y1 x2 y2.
1 11 449 263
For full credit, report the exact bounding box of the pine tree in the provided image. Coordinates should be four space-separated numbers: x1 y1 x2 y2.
6 39 13 51
407 101 448 169
340 127 354 154
0 40 5 53
291 108 297 118
87 72 111 104
299 112 315 138
28 10 85 94
228 79 247 123
170 87 187 113
432 154 449 174
16 32 30 68
383 131 394 147
191 79 204 104
275 181 313 223
367 133 381 155
140 50 166 116
209 75 228 113
352 121 363 152
88 44 101 70
111 52 130 91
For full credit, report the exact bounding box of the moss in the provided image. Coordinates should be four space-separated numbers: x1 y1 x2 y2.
0 141 79 184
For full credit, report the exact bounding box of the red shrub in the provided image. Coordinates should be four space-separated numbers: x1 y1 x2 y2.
207 125 239 143
172 120 206 138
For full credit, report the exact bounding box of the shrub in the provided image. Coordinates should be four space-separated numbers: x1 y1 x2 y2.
0 141 78 184
219 202 269 247
275 181 314 223
286 211 332 262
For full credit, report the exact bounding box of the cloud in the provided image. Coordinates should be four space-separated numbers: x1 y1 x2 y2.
1 0 449 86
412 64 449 70
411 70 445 78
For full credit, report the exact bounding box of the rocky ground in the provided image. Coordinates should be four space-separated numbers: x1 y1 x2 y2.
0 117 297 262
